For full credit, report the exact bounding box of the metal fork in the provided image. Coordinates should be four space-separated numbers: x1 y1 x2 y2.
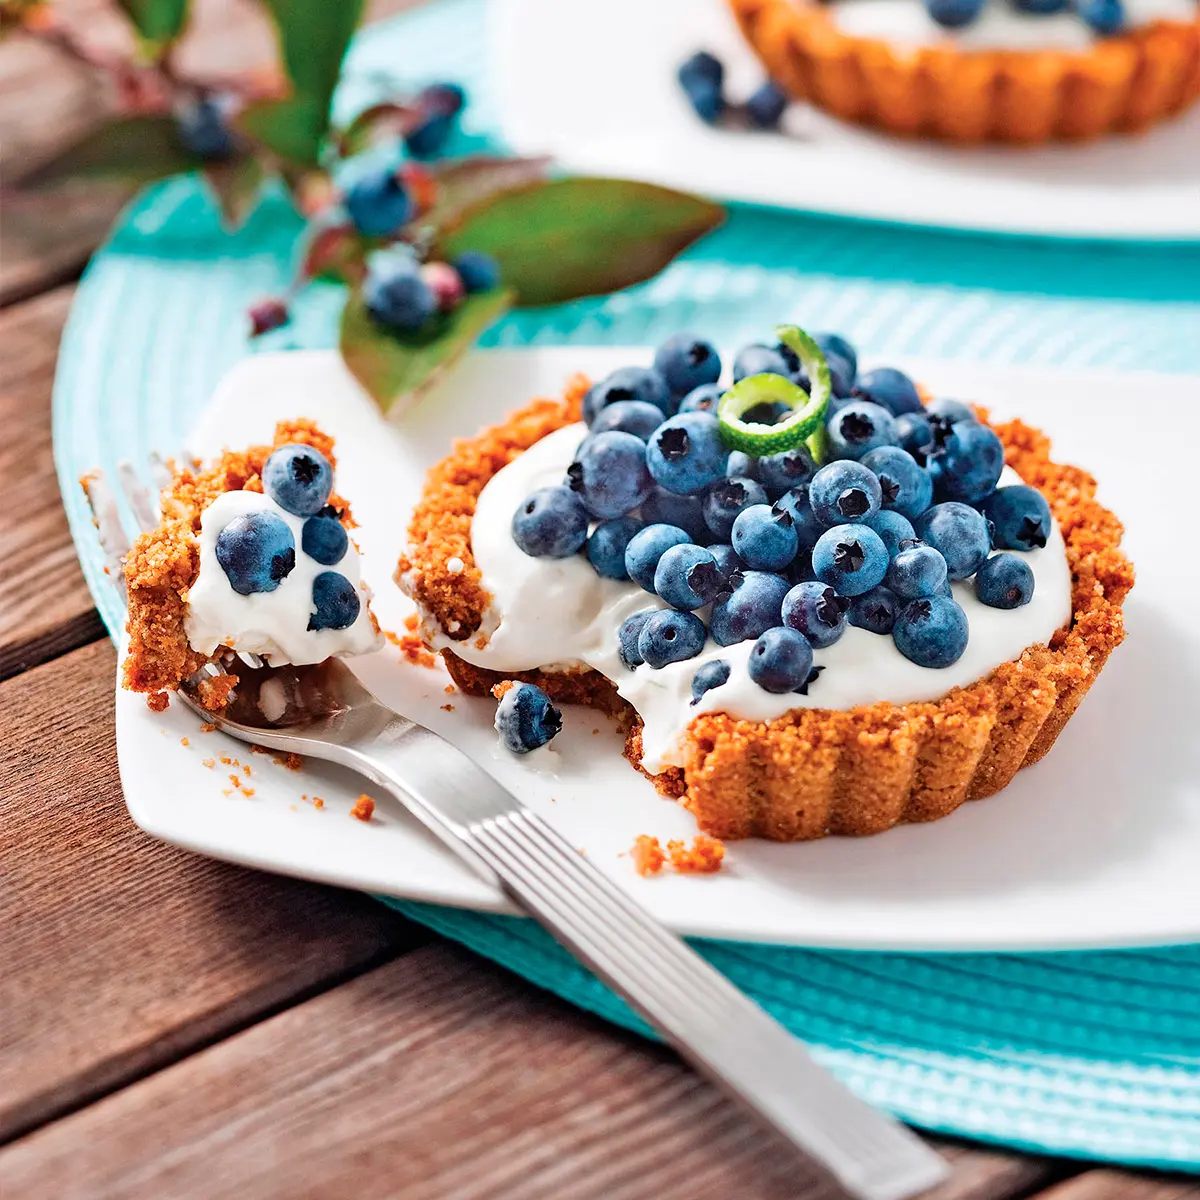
87 458 948 1200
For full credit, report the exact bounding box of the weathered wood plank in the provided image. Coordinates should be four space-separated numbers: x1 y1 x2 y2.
0 286 105 678
0 942 1063 1200
0 639 423 1143
1033 1173 1200 1199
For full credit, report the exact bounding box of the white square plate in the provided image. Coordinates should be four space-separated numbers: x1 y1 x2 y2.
117 347 1200 950
492 0 1200 241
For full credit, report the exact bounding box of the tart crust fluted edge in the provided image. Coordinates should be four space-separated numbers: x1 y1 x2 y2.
397 377 1133 841
727 0 1200 143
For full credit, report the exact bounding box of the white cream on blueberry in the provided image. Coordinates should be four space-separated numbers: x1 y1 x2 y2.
432 423 1072 774
185 489 380 666
830 0 1194 50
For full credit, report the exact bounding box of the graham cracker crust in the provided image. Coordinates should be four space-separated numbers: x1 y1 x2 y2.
398 381 1133 842
120 419 354 701
727 0 1200 143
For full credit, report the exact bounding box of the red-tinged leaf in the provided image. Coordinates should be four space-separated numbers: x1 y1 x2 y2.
424 155 552 229
434 177 723 307
339 286 514 415
203 154 267 230
15 114 204 189
335 101 420 159
249 297 290 337
235 96 329 167
115 0 189 48
300 223 366 285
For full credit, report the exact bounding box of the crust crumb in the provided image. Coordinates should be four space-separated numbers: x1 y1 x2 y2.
350 794 375 822
201 758 215 769
491 680 517 700
146 692 169 713
275 752 304 771
180 737 189 747
630 835 667 877
441 703 455 712
667 835 726 874
404 613 420 632
197 672 237 712
200 722 217 733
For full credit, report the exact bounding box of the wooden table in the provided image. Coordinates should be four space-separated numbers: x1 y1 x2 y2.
3 7 1196 1198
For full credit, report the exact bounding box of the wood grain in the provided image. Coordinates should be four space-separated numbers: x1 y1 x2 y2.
0 639 423 1143
0 942 1061 1200
0 286 105 678
1034 1174 1200 1199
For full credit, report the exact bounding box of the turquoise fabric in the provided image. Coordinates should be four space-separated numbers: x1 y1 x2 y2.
54 0 1200 1170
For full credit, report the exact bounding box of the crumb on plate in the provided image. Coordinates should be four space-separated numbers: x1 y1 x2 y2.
350 794 375 822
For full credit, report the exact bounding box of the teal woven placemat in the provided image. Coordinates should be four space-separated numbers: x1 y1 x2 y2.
54 0 1200 1171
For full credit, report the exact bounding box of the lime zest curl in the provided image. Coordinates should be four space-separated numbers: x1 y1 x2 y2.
717 325 831 460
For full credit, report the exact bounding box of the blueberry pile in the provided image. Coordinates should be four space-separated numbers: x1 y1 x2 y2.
677 52 790 131
364 244 500 334
214 445 362 632
923 0 1127 36
511 328 1055 696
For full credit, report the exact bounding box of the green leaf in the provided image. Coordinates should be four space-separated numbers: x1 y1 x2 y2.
258 0 363 142
435 178 723 307
15 114 205 189
335 101 419 159
203 154 267 230
236 96 329 167
424 155 552 230
340 287 514 414
116 0 189 47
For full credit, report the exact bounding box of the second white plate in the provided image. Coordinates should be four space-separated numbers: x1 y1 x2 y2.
492 0 1200 241
117 347 1200 950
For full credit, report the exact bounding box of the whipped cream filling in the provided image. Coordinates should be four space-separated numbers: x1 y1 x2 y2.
829 0 1195 51
434 423 1072 774
185 489 380 666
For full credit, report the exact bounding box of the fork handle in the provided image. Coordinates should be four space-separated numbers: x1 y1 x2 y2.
341 721 947 1200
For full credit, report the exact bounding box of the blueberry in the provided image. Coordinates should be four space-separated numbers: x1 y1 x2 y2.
886 544 949 599
512 485 589 558
757 445 818 498
647 412 729 495
746 80 788 129
215 511 295 595
975 553 1035 609
584 366 673 425
809 460 883 526
848 585 898 635
640 487 710 543
860 445 933 520
419 81 467 116
782 581 849 649
625 523 692 592
814 332 858 380
404 111 454 158
925 0 986 26
263 444 334 517
893 596 969 668
726 450 758 480
1014 0 1068 9
654 543 728 610
915 502 991 580
931 421 1004 504
772 489 824 551
703 476 769 540
654 333 721 396
981 485 1052 552
638 609 707 668
864 508 917 557
812 524 889 596
567 430 653 519
678 383 723 415
709 570 790 646
301 508 348 566
895 412 936 463
691 659 731 704
308 571 361 631
178 97 235 161
708 543 743 578
619 609 656 667
587 516 643 579
453 250 501 293
590 400 665 441
495 682 563 754
826 401 898 461
748 627 814 694
733 344 791 382
345 166 413 237
1078 0 1125 32
731 504 799 571
364 259 437 332
925 397 976 428
853 367 923 416
678 51 726 123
